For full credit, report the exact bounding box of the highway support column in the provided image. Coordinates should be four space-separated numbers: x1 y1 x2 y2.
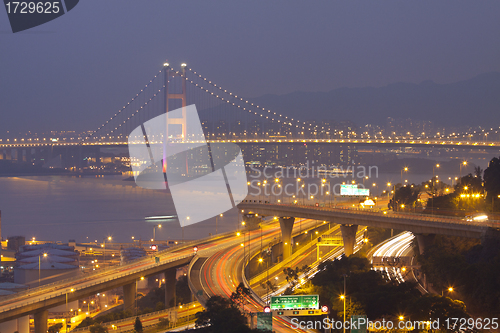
279 217 295 260
34 309 48 333
340 224 358 257
164 268 177 308
123 281 136 315
416 234 435 255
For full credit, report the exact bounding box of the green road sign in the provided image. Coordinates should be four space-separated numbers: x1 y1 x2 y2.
257 312 272 331
351 315 367 333
270 295 319 310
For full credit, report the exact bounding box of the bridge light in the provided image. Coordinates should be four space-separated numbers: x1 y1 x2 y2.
163 63 169 67
340 295 345 300
237 232 241 236
448 287 454 292
399 315 404 321
181 63 187 67
258 258 263 263
140 276 145 280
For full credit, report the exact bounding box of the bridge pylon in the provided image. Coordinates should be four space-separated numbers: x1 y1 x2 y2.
164 63 187 139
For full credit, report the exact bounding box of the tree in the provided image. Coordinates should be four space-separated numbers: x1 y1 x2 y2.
155 301 165 312
230 282 251 309
484 157 500 208
89 324 108 333
175 275 192 305
134 316 143 333
48 323 63 333
157 317 169 329
388 185 419 211
76 317 95 329
409 294 471 331
474 166 483 180
195 295 251 333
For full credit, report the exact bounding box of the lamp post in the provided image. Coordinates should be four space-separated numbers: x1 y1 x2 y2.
340 294 346 333
215 214 223 235
153 224 162 241
340 274 347 333
401 167 408 189
103 236 111 267
432 164 440 215
38 253 47 287
459 161 467 184
66 288 74 332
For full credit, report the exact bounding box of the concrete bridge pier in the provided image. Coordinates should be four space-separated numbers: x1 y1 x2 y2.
340 224 358 257
416 234 435 255
123 281 136 315
164 268 177 308
34 309 48 333
279 217 295 260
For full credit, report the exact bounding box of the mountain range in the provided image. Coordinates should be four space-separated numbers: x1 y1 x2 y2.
250 72 500 128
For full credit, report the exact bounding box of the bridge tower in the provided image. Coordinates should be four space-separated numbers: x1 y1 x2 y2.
164 62 187 139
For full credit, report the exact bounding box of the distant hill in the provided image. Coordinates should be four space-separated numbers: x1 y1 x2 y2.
250 72 500 127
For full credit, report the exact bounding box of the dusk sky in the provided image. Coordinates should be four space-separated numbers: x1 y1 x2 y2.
1 1 500 134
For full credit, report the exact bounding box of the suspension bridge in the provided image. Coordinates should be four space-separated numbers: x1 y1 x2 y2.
1 63 500 170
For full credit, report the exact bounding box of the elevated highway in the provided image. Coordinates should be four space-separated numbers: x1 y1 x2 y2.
238 202 498 255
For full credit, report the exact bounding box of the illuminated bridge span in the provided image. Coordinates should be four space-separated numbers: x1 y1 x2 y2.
2 137 500 149
238 202 499 256
1 63 500 150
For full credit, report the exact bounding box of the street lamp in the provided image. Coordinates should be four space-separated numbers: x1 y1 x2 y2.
432 164 440 215
153 224 161 241
460 161 467 184
401 167 408 187
215 213 223 235
38 253 47 287
340 294 346 333
103 236 111 267
66 288 75 331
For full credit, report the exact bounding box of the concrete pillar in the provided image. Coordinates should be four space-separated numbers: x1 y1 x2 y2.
279 217 295 260
34 309 48 333
271 243 281 264
123 281 136 315
416 234 435 255
164 268 177 308
340 224 358 257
